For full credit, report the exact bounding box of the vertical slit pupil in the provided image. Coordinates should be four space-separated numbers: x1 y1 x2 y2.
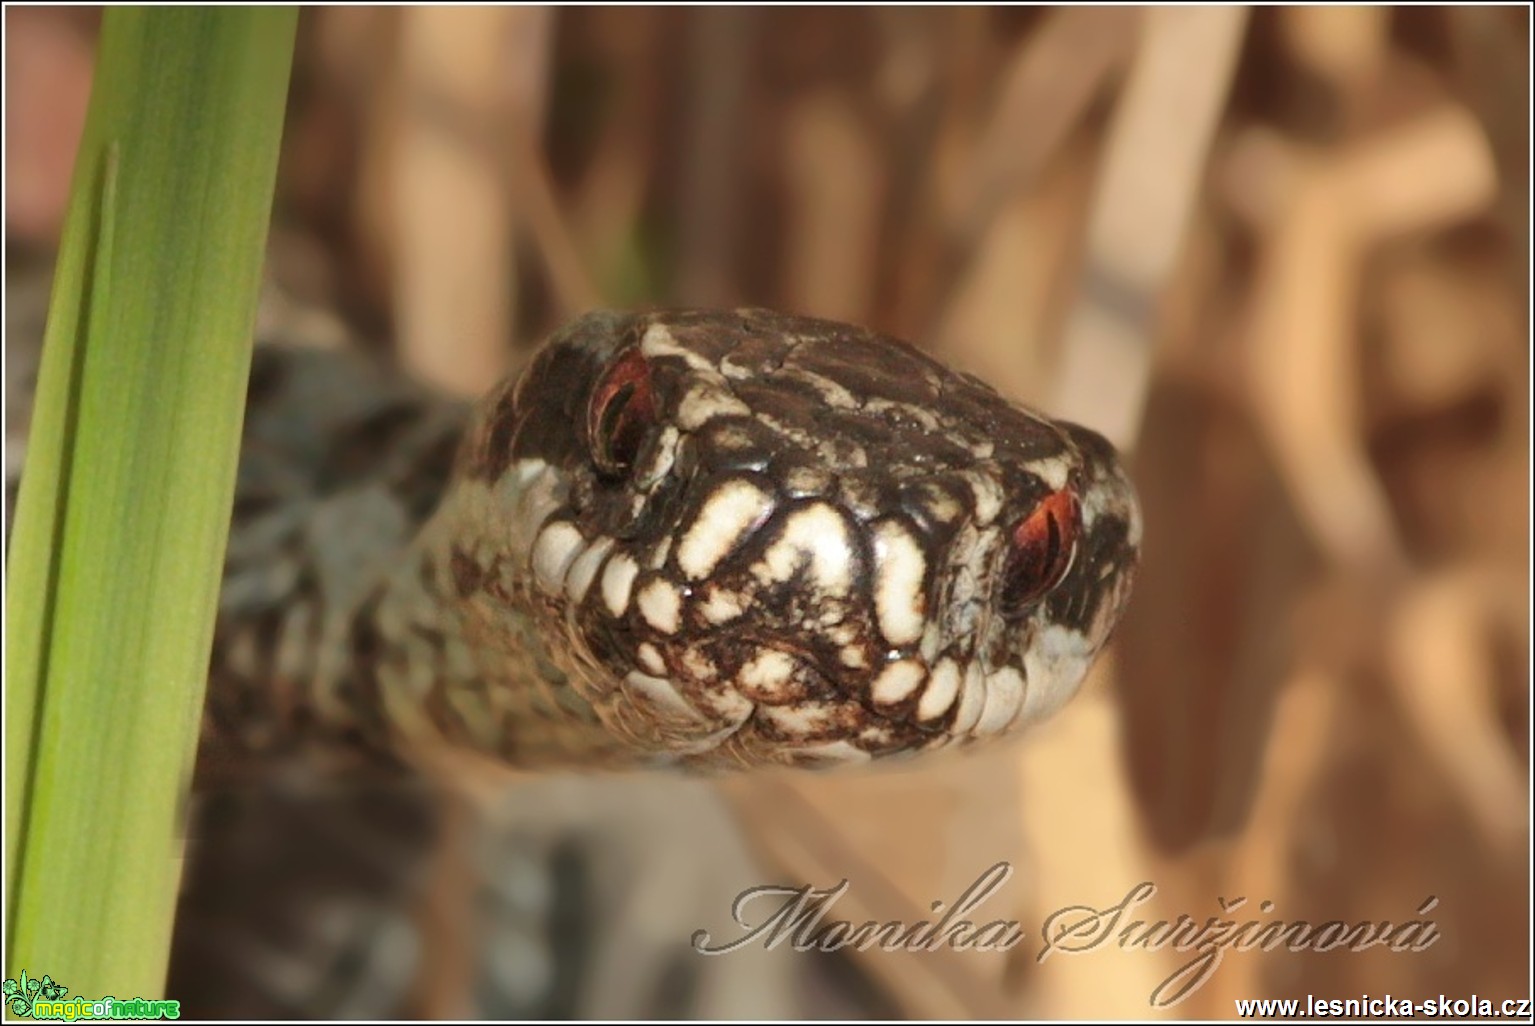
1000 489 1080 619
589 347 656 476
601 383 641 466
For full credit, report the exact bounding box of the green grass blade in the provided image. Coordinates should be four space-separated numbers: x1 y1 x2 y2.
5 7 297 997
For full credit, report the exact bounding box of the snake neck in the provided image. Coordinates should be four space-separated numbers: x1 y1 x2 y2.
198 344 459 769
334 492 625 772
203 344 632 774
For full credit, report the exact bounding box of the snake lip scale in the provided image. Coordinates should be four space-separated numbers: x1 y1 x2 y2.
208 308 1140 776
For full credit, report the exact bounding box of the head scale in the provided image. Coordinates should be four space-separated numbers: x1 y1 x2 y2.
458 309 1140 770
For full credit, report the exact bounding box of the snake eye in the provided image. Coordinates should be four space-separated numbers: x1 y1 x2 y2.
588 346 657 477
999 489 1080 618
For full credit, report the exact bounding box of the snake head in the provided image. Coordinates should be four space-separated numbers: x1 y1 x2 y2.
459 309 1140 771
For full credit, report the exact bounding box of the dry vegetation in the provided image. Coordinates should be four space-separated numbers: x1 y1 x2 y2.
6 6 1528 1018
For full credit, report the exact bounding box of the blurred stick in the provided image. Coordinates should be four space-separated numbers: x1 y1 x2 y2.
1228 104 1497 573
1051 7 1247 451
926 9 1135 345
513 136 603 322
1242 150 1402 571
874 8 960 337
951 7 1136 249
676 7 755 307
1197 665 1342 1012
1010 686 1180 1017
1335 106 1501 240
725 773 1020 1020
393 7 552 396
1385 568 1528 856
1447 7 1529 291
1276 6 1390 130
3 8 96 245
782 91 884 323
567 12 662 305
933 133 1098 407
404 787 478 1019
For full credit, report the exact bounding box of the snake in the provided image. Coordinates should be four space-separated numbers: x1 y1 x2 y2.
203 307 1140 779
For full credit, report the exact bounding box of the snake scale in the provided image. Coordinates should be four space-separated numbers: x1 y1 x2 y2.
204 307 1140 779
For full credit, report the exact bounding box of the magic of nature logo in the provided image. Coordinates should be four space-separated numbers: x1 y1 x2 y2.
2 972 179 1021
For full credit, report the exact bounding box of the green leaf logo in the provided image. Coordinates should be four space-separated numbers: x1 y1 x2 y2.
1 970 67 1016
4 971 36 1017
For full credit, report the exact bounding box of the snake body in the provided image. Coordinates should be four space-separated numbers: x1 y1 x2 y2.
206 308 1140 775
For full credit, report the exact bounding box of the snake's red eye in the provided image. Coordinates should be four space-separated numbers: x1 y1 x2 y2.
999 489 1080 618
588 346 656 476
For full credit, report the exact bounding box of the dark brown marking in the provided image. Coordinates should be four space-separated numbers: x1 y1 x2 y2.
449 548 484 598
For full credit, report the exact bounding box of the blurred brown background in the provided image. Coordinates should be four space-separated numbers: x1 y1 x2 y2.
6 5 1529 1019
